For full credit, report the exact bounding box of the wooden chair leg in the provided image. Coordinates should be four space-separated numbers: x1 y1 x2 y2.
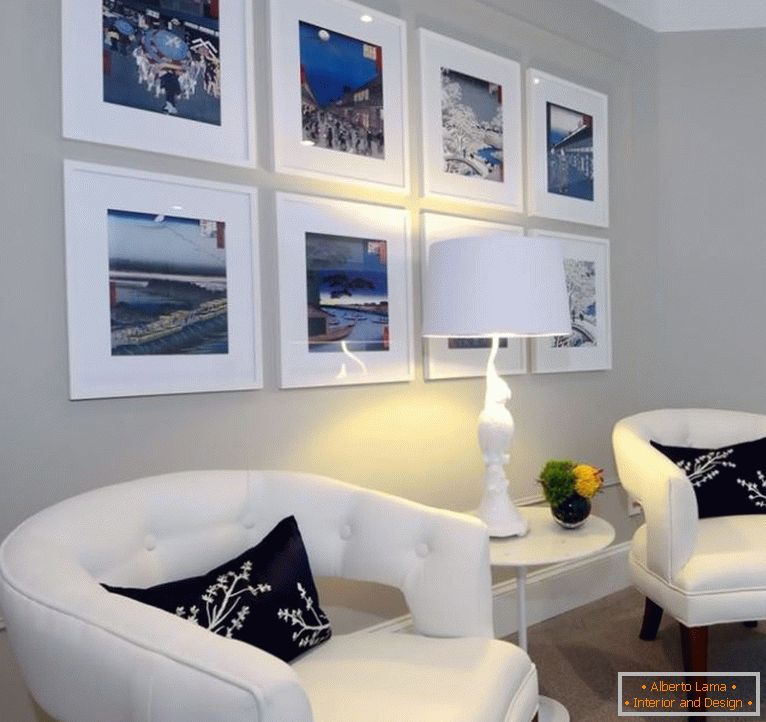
679 623 708 672
680 624 708 721
639 597 664 640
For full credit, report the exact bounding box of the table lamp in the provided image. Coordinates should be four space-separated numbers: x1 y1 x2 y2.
422 234 571 537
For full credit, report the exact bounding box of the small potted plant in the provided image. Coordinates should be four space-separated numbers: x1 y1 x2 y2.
538 460 604 528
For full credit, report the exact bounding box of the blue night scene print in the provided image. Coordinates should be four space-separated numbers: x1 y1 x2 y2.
305 233 389 353
546 102 594 201
299 21 384 158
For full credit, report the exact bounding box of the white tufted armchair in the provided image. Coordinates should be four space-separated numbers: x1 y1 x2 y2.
613 409 766 674
0 470 538 722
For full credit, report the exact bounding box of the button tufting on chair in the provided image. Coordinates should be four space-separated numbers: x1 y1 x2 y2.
143 534 157 551
339 523 353 540
416 542 430 558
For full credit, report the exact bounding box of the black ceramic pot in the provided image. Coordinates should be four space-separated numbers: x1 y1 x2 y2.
551 494 591 529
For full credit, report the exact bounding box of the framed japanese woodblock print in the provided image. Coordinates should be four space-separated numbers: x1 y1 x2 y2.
270 0 408 189
63 0 256 165
276 193 413 388
527 69 609 226
419 30 523 210
64 161 262 398
530 230 611 373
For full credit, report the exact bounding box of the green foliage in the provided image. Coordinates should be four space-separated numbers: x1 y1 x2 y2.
538 459 576 507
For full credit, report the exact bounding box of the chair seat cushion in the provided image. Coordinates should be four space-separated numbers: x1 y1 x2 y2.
632 516 766 593
293 631 537 722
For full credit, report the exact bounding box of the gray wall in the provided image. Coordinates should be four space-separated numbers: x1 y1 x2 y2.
656 29 766 412
0 0 659 620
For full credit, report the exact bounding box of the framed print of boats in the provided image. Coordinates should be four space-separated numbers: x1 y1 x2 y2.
526 69 609 227
419 30 523 210
62 0 256 166
276 193 413 388
529 230 612 373
270 0 409 189
420 212 526 379
64 161 262 399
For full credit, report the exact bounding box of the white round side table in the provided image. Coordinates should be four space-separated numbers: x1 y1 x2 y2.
489 506 615 722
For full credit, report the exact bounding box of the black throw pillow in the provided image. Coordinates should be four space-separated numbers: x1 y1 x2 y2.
650 436 766 519
103 515 331 662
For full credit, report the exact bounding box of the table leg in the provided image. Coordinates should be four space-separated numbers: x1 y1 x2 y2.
516 566 570 722
517 566 528 652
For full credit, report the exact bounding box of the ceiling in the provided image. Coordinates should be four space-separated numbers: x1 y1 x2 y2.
592 0 766 32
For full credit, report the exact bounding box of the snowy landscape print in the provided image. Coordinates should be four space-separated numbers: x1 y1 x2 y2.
441 67 504 182
305 233 389 354
552 258 597 349
546 102 594 201
108 209 228 356
299 21 385 159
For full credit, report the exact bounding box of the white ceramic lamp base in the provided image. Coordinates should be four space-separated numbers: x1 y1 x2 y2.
476 337 528 538
477 464 529 537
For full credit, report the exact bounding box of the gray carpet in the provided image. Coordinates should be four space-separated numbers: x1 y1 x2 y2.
506 587 765 721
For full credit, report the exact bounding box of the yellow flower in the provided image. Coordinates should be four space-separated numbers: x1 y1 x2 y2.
573 464 603 499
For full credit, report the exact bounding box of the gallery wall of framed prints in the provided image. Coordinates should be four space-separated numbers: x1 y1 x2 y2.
59 0 613 399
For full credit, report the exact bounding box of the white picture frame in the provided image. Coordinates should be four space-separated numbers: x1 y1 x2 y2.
270 0 409 189
526 69 609 227
64 161 262 399
62 0 256 166
419 30 523 211
276 193 413 388
421 212 526 380
530 230 611 373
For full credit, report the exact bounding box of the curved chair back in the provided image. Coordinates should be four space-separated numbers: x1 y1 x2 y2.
1 470 494 638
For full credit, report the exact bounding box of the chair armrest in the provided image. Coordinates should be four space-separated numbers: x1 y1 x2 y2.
329 495 495 638
613 422 698 580
0 544 313 722
402 510 494 638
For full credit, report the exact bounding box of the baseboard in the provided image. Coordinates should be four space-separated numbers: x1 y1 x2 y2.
490 541 631 638
357 541 632 637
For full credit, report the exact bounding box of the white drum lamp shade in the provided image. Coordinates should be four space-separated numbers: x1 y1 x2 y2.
422 234 570 537
423 234 571 339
